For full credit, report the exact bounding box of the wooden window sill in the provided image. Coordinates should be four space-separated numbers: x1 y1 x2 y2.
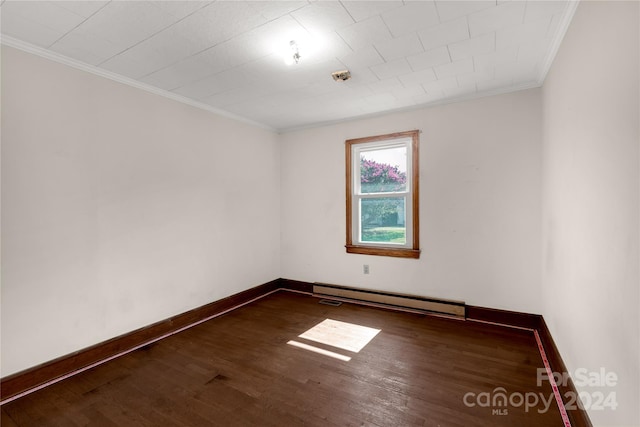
345 245 421 259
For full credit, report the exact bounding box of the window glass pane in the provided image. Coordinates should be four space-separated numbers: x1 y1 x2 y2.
360 146 407 194
360 197 406 244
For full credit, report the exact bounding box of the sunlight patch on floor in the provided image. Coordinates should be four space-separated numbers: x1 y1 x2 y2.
298 318 381 353
286 340 352 361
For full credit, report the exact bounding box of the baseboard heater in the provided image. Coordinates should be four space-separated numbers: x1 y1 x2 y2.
313 283 466 318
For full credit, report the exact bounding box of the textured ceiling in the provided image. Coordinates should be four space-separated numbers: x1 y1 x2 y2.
0 0 577 131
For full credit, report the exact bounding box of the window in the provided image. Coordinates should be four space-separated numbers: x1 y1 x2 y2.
345 130 420 259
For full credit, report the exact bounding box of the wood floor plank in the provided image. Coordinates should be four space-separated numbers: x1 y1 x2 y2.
1 291 564 426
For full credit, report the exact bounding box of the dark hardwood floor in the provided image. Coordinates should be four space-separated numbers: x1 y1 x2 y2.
1 291 564 426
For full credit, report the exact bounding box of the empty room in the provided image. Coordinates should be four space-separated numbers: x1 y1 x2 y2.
1 1 638 426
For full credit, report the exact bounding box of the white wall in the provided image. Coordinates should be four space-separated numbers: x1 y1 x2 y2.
0 46 281 376
281 89 543 314
541 2 640 426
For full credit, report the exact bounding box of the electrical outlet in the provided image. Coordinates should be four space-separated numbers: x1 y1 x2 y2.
363 264 370 274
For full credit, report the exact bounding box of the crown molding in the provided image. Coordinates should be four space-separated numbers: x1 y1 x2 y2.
0 35 276 133
282 80 542 134
537 0 581 85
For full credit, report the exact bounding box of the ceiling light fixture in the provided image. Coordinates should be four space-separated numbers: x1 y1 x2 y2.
285 40 301 65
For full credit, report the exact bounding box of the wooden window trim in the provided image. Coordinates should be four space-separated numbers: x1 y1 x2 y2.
345 130 420 259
